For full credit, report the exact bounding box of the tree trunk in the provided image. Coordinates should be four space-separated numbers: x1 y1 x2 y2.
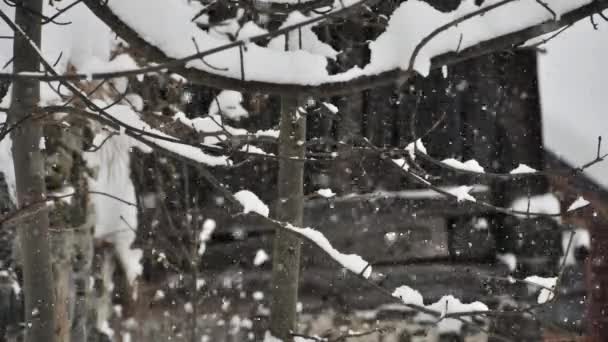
45 106 95 342
270 96 306 341
9 0 56 341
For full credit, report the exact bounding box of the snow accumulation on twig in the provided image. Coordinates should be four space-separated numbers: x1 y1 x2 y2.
509 163 538 174
405 138 427 160
102 104 230 166
285 223 372 278
234 190 270 217
441 158 485 173
231 191 373 278
524 276 557 304
567 196 590 212
447 185 477 202
197 219 217 256
392 285 488 333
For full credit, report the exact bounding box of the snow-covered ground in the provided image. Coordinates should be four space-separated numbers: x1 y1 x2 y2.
538 20 608 189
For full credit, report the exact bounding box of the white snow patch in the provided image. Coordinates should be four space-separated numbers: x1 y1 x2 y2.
524 275 556 304
209 90 249 121
497 253 517 272
253 249 269 266
392 285 424 306
96 104 229 167
510 193 561 220
392 158 410 171
234 190 269 217
322 102 339 114
317 188 336 198
268 11 338 59
567 196 590 212
510 163 537 174
240 145 272 156
392 285 488 333
286 224 372 278
253 291 264 301
405 139 427 159
441 158 485 173
447 186 476 202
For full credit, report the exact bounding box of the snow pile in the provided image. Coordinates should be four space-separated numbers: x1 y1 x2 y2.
286 224 372 278
567 196 590 212
392 285 424 306
316 188 336 198
524 275 556 304
173 111 278 146
509 163 537 174
405 138 427 159
426 295 488 333
441 158 485 173
392 285 488 333
208 90 249 121
240 145 272 156
447 185 476 202
268 11 338 58
510 193 560 219
234 190 270 217
253 249 269 266
392 158 410 171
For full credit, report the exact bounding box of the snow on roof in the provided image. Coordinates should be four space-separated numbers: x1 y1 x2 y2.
538 20 608 189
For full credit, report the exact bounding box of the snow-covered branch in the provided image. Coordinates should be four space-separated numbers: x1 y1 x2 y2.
71 0 608 95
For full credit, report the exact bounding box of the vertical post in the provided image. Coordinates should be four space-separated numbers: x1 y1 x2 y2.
270 96 306 341
9 0 56 341
587 212 608 341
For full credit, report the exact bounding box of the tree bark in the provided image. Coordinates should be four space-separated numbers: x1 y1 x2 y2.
270 96 306 341
8 0 56 341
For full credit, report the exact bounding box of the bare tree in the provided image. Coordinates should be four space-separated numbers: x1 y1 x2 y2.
8 0 56 341
270 96 306 340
